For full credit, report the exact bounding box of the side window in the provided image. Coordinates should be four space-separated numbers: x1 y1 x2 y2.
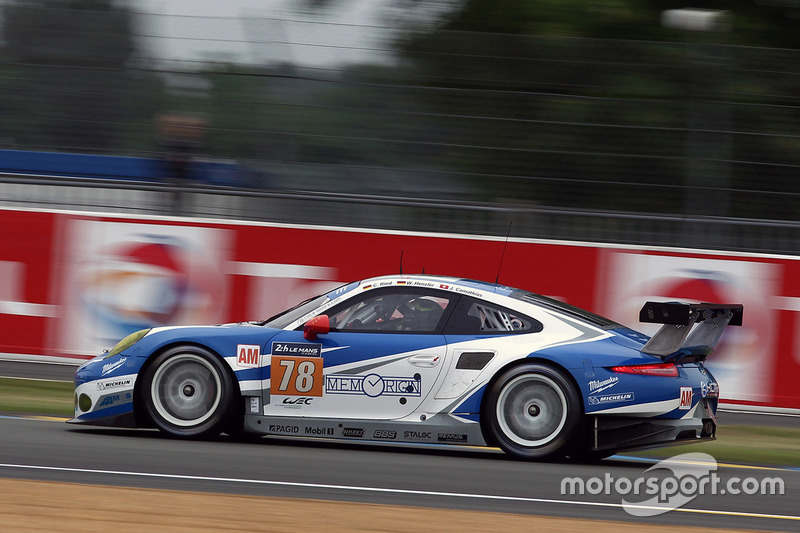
444 297 542 335
326 289 453 334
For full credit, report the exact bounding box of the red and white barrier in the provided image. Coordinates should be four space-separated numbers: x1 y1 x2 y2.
2 207 799 409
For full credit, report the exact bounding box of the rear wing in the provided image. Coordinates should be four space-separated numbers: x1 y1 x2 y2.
638 301 743 358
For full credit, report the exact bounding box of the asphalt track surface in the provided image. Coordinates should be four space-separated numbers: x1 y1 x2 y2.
1 361 799 531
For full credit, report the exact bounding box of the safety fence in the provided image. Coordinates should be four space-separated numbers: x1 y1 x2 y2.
2 172 800 255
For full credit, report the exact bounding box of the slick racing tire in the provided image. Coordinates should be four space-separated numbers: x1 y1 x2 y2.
142 346 235 438
484 363 581 460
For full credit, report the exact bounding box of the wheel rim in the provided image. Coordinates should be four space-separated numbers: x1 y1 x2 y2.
495 373 568 447
150 353 222 427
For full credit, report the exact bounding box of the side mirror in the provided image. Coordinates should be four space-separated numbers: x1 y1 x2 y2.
303 315 330 340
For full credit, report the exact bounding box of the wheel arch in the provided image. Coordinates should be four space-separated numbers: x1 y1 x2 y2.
478 355 586 448
133 341 242 428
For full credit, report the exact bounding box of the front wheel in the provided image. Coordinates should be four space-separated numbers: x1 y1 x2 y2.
484 363 582 460
142 346 235 438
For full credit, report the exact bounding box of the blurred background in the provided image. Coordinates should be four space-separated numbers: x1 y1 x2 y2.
1 0 800 252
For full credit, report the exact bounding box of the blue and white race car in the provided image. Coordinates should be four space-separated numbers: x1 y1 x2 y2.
70 275 742 460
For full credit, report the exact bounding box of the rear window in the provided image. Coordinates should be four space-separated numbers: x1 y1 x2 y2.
444 296 542 335
510 290 622 329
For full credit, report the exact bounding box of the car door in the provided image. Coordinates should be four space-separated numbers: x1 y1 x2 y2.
262 287 455 420
436 295 543 401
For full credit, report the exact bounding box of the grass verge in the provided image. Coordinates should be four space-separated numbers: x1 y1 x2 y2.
627 425 800 468
2 378 799 468
0 377 73 417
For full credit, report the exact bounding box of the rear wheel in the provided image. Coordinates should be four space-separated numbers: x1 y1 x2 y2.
485 363 581 459
142 346 235 438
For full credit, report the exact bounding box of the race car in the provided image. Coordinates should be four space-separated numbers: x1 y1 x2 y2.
69 274 742 460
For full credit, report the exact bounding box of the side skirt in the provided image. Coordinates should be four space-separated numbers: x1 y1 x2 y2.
243 414 488 447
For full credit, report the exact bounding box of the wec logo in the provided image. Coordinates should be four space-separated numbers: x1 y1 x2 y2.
282 397 313 405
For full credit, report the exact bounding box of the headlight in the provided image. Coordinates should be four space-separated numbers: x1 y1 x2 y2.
104 329 150 359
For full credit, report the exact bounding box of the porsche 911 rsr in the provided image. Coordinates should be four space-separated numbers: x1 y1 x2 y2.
69 275 741 460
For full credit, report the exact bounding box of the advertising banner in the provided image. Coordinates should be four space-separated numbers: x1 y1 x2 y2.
1 207 798 409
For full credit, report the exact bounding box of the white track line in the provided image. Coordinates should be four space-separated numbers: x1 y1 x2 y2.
0 463 797 522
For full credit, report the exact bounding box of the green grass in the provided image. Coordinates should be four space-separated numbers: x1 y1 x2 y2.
2 378 799 468
0 377 74 417
627 425 800 468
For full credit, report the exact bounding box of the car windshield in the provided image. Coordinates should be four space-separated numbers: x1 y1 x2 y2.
259 281 353 329
259 294 330 329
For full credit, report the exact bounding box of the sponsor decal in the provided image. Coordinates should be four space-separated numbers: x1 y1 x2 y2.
236 344 260 368
342 428 364 438
403 431 432 440
700 381 719 398
325 374 421 398
373 430 397 440
588 392 635 405
333 284 353 295
268 424 299 434
437 433 468 443
280 397 314 408
271 342 322 357
63 224 226 358
101 358 126 376
679 387 693 409
588 376 619 394
97 391 132 408
305 427 334 436
601 252 774 406
96 378 132 391
248 396 260 414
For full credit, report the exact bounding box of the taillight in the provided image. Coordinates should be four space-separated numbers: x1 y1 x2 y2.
610 363 679 377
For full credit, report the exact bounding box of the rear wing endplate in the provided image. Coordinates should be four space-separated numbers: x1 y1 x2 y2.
639 301 743 358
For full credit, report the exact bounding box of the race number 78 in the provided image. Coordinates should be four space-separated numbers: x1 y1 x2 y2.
271 356 324 396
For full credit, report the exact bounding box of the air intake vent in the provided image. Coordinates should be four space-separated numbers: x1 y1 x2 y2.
456 352 494 370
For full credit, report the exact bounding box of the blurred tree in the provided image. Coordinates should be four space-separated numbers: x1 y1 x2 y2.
0 0 159 153
3 0 134 66
0 0 796 219
295 0 800 217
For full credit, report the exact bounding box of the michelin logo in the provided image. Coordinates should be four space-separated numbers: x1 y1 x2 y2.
97 377 133 391
588 392 635 405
